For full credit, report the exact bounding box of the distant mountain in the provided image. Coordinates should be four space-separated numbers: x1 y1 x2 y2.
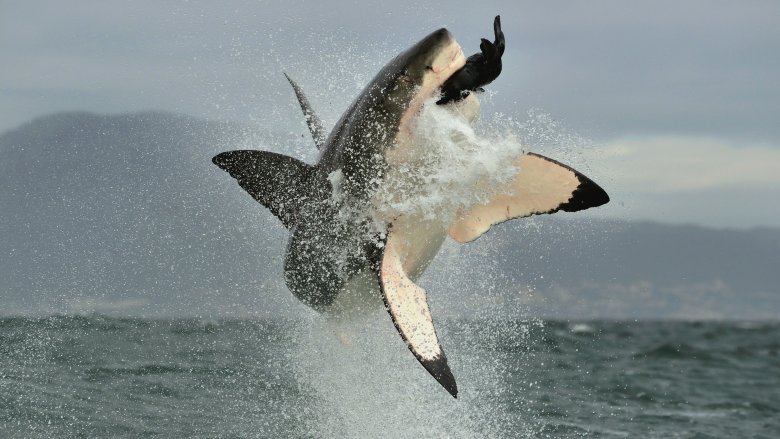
0 112 296 317
426 218 780 320
1 112 778 319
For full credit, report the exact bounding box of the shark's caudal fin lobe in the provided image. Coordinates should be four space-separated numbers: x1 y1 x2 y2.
212 150 313 229
377 231 458 398
283 73 327 150
449 152 610 243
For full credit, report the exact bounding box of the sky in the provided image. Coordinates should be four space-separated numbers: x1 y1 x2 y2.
2 0 779 229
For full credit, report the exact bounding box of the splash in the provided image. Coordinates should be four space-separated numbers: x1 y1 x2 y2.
227 63 597 436
281 102 585 438
373 99 525 226
290 311 542 438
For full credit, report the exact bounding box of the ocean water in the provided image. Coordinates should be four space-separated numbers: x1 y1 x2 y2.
1 315 777 438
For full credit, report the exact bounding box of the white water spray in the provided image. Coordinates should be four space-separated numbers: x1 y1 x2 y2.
373 98 526 226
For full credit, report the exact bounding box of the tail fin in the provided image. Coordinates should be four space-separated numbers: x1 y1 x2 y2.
213 150 314 229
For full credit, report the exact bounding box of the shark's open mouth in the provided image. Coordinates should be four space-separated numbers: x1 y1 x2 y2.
396 16 506 148
395 40 466 146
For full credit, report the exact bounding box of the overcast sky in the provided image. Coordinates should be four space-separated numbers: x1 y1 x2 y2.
2 0 779 228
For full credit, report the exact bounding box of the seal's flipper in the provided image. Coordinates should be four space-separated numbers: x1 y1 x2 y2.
449 152 609 243
212 150 314 229
283 73 327 150
492 15 505 57
377 231 458 398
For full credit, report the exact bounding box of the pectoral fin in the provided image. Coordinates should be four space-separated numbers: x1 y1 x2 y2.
449 152 609 243
377 231 458 398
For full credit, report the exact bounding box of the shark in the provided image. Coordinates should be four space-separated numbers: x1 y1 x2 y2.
213 16 609 398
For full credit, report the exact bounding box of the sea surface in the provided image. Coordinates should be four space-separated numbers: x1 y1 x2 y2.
1 315 778 438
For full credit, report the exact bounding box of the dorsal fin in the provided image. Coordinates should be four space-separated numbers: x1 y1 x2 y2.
212 150 313 229
283 73 327 150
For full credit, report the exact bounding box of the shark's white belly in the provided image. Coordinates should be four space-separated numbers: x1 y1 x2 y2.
389 214 448 282
327 215 447 318
328 96 479 317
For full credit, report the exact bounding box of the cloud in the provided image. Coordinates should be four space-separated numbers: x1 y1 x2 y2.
2 0 779 228
2 0 780 142
596 136 780 192
578 135 780 227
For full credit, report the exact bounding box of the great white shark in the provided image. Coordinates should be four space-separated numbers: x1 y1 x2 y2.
213 17 609 398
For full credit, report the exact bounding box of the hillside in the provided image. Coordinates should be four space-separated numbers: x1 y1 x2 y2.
1 112 777 319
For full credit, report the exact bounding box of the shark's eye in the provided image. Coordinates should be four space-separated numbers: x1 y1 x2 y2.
425 65 434 71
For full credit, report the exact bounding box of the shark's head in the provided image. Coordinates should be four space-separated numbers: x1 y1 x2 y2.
321 27 487 200
342 29 467 155
389 28 473 139
388 28 466 93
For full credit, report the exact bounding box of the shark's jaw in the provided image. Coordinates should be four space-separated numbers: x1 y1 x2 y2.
372 35 475 283
395 32 468 147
